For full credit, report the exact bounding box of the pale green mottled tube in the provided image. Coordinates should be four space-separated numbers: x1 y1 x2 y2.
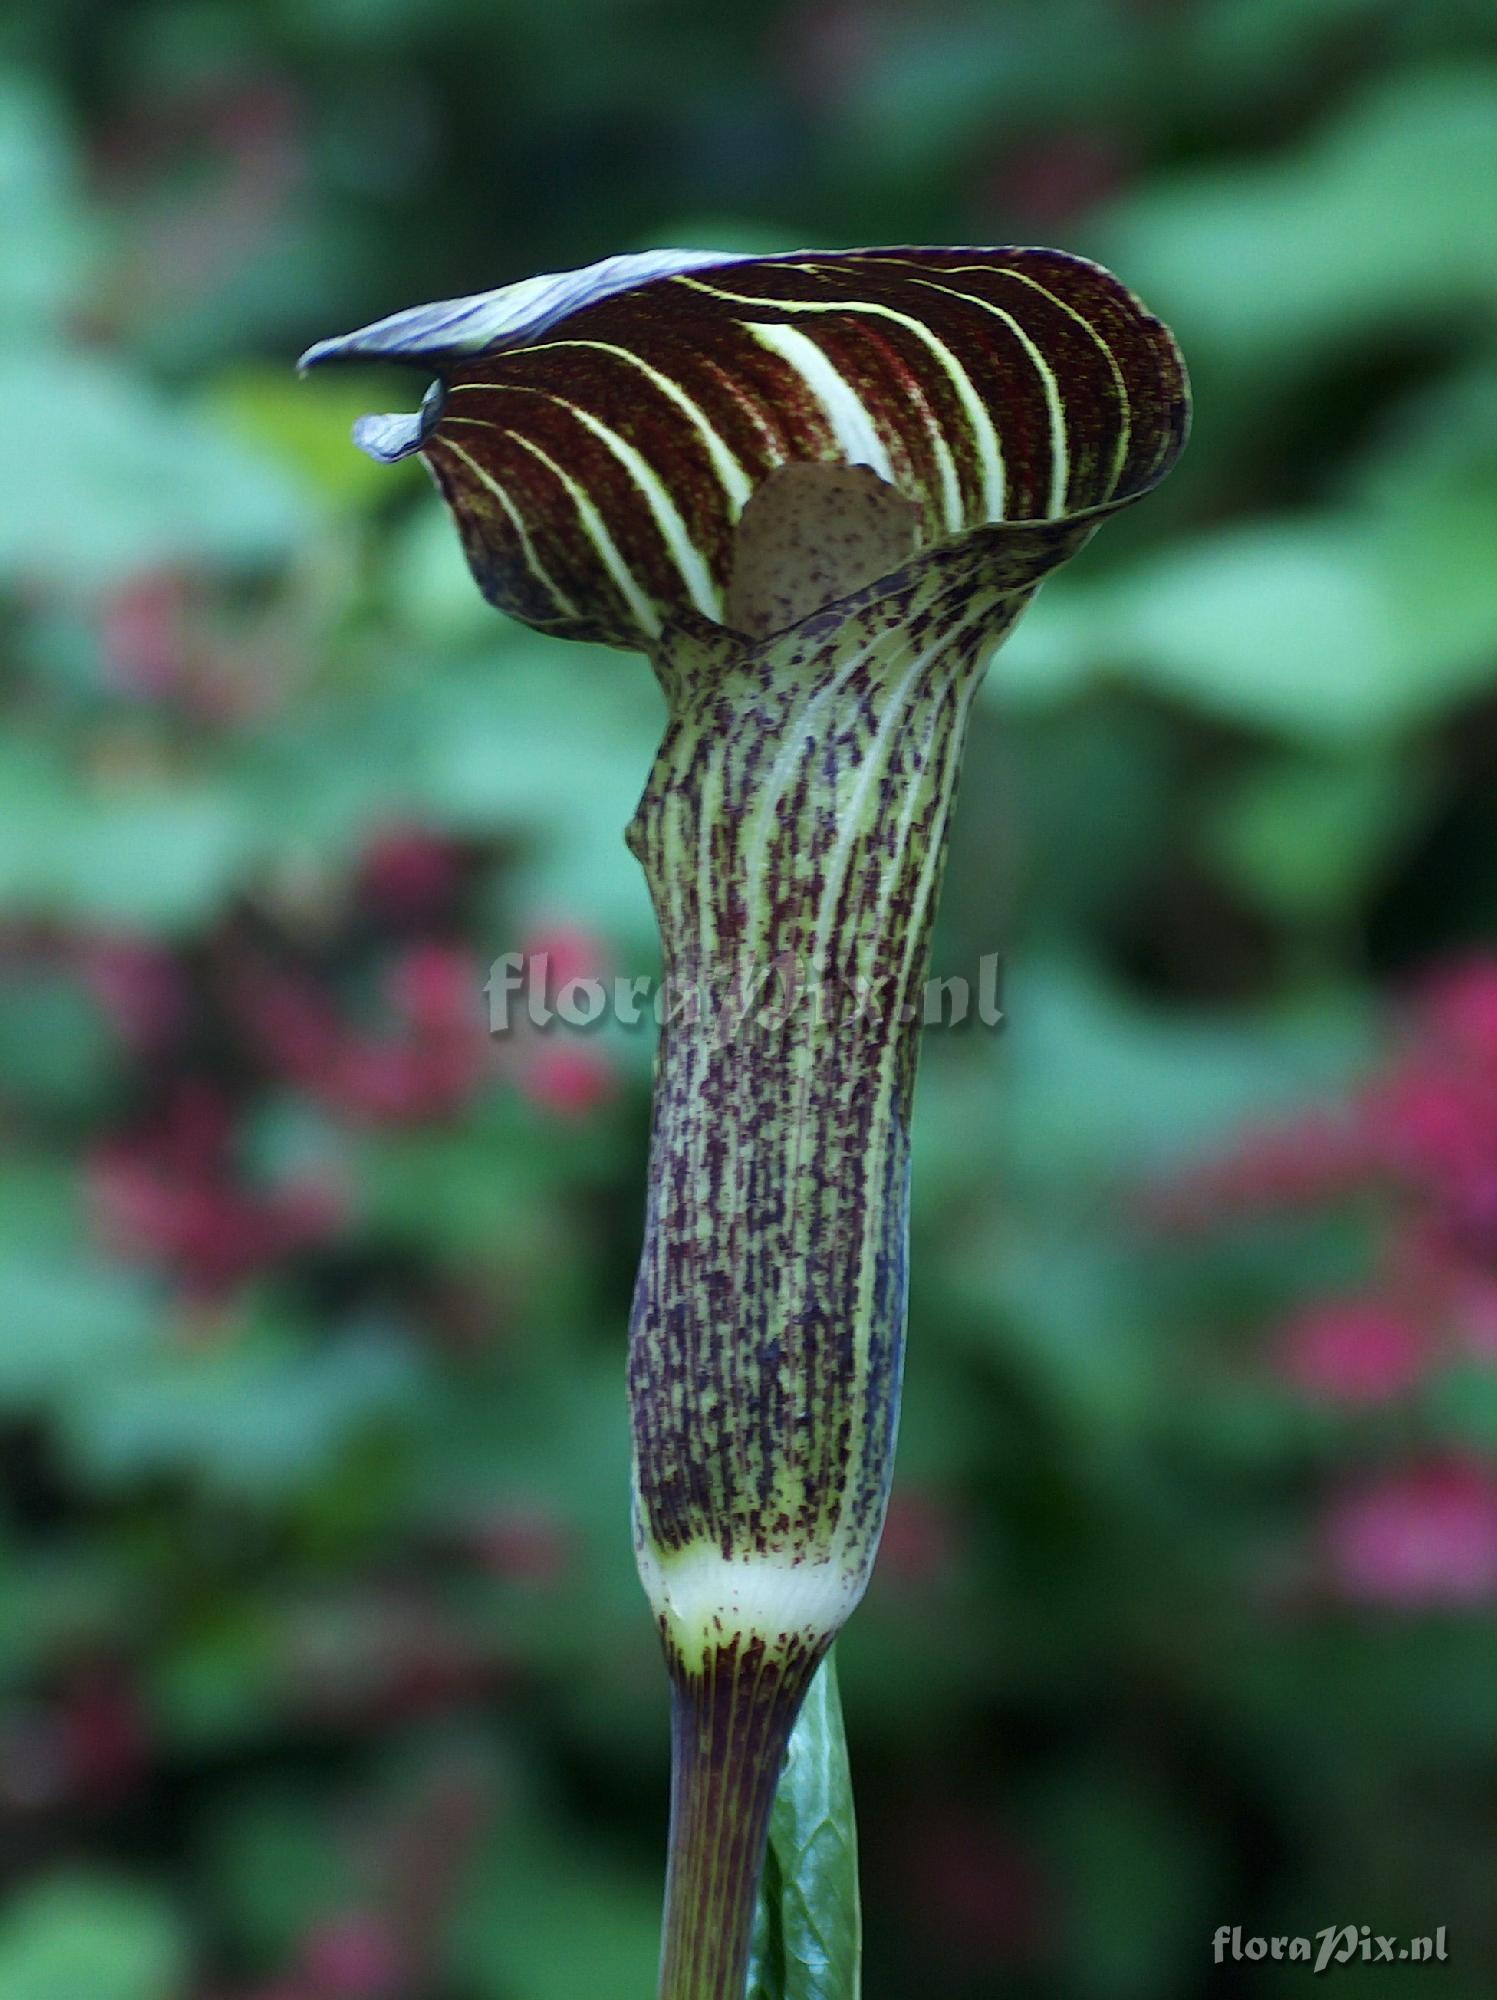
628 521 1085 2000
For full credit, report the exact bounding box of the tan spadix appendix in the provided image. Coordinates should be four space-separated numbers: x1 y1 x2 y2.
301 244 1189 2000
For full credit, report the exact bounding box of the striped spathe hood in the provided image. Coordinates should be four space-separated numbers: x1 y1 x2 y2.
300 245 1189 650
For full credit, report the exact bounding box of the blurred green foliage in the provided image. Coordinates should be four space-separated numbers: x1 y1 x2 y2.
2 1 1496 1996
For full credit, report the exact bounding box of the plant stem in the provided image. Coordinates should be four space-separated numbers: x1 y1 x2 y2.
660 1638 825 2000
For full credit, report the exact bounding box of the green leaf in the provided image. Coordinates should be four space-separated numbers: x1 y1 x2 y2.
1207 748 1436 920
1102 69 1497 363
205 363 419 510
748 1651 861 2000
1424 1362 1497 1453
61 787 257 933
0 1876 187 2000
0 1257 157 1412
987 335 1497 737
838 6 1136 190
200 1788 357 1961
62 1323 420 1499
994 956 1370 1184
0 744 267 933
0 72 95 342
394 648 662 930
387 501 509 641
1042 510 1497 742
359 1121 560 1262
1110 523 1408 737
1182 0 1397 118
1035 1763 1220 2000
0 351 312 591
0 968 117 1117
454 1824 660 2000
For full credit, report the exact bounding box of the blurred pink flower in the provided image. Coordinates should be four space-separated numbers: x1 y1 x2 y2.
89 1080 343 1299
517 1042 617 1120
471 1504 573 1585
358 827 465 924
1370 1066 1497 1249
299 1912 406 1999
1142 1112 1371 1232
330 1036 489 1124
1451 1275 1497 1362
95 569 265 722
284 1588 495 1730
386 943 478 1035
234 954 491 1127
99 570 194 699
1152 955 1497 1381
1153 957 1497 1241
58 1661 152 1806
1322 1459 1497 1609
95 77 304 335
1149 960 1497 1614
233 964 344 1079
1416 959 1497 1061
78 933 185 1055
519 920 611 999
1360 960 1497 1252
1274 1297 1427 1407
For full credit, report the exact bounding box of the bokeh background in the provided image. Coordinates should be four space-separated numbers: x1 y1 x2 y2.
4 1 1497 1995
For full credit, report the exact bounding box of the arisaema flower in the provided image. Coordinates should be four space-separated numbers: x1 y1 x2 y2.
303 245 1188 2000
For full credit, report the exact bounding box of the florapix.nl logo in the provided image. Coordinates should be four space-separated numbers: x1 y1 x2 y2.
486 949 1005 1040
1213 1925 1448 1974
